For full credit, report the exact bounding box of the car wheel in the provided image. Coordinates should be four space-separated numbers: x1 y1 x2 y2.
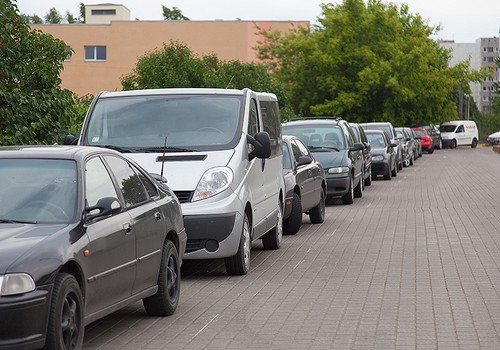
262 201 283 249
225 213 251 275
341 175 354 204
427 146 434 154
44 273 84 350
383 167 391 180
471 138 478 148
391 162 397 177
309 189 326 224
143 240 180 316
284 193 302 235
451 139 457 149
354 175 362 198
437 139 442 149
364 167 372 186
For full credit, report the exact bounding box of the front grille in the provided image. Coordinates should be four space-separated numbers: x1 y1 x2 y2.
174 191 193 203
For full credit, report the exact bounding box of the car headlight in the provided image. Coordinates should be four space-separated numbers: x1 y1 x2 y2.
372 155 385 161
327 166 349 174
0 273 36 296
192 167 233 201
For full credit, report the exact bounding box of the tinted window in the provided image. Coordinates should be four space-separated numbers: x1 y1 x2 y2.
283 124 346 150
282 143 292 170
260 99 282 158
248 99 260 137
365 133 388 149
85 157 119 208
104 156 149 207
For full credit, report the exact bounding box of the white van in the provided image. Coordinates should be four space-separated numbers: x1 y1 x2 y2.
72 88 284 275
439 120 479 148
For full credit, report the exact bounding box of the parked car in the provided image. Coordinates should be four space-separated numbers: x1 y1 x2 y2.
0 145 186 350
360 122 403 171
282 135 326 235
364 130 398 180
395 127 414 167
350 122 373 187
440 120 479 148
408 127 422 158
487 131 500 145
420 124 442 149
413 127 433 153
67 88 285 275
282 118 364 204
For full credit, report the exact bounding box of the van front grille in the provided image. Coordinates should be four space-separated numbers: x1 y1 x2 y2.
174 191 193 203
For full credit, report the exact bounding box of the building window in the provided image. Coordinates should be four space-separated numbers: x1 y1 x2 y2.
487 47 494 52
91 9 116 15
84 46 106 61
64 45 72 62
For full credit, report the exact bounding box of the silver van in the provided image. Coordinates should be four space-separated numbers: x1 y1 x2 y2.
72 88 284 275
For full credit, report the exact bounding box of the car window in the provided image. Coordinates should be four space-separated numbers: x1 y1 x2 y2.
248 99 260 137
343 124 356 147
282 124 346 150
85 157 119 208
366 133 387 149
134 167 159 198
103 155 149 207
282 142 293 170
456 125 464 133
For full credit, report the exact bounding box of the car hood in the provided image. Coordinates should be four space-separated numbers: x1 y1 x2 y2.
311 150 347 169
488 131 500 138
370 148 388 157
0 223 67 274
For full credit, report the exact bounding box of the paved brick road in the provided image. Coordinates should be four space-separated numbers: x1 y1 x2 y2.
83 146 500 350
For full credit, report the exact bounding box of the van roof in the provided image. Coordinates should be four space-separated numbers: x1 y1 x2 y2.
97 88 247 98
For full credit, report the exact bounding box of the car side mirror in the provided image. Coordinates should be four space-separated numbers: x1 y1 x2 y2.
247 132 271 161
150 173 168 183
349 143 364 152
86 197 121 220
296 155 312 167
63 134 78 145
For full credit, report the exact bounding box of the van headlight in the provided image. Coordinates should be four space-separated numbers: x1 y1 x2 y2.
192 167 233 201
327 166 349 174
0 273 36 296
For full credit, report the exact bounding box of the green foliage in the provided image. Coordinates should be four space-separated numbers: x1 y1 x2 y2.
79 3 86 23
162 6 189 21
121 41 294 120
0 0 80 145
256 0 482 127
44 7 63 24
66 11 76 24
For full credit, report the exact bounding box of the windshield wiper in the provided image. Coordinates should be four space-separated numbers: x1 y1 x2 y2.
0 219 38 224
95 144 135 153
309 146 340 152
136 146 195 153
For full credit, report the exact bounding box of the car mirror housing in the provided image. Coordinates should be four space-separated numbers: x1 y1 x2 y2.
63 134 78 145
349 143 364 152
296 155 312 167
247 132 271 161
86 197 121 220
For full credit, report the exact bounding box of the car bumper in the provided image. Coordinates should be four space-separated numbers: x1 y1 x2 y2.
371 160 390 176
0 286 52 350
325 175 350 198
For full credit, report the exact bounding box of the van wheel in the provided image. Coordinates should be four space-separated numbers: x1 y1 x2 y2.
450 139 457 149
341 175 354 204
309 190 325 224
284 193 302 235
143 240 180 316
225 214 251 275
262 202 283 249
44 274 84 350
471 138 478 148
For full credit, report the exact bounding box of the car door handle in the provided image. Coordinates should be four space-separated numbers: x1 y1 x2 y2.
154 212 162 221
123 223 132 234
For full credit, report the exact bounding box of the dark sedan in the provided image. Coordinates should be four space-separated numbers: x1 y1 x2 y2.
282 135 326 235
364 130 397 180
0 146 186 350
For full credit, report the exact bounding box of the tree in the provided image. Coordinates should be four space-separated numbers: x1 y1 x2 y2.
0 0 79 145
256 0 481 127
79 3 86 23
121 41 294 119
21 14 43 24
66 11 76 24
44 7 63 24
162 5 189 20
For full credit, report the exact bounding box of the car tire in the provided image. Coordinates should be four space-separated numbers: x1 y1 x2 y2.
309 189 326 224
364 167 372 186
391 162 397 177
262 202 283 249
451 139 457 149
225 213 251 275
341 175 354 204
143 240 180 316
383 168 391 180
284 193 302 235
437 139 442 149
409 154 414 165
354 175 363 198
44 273 84 350
427 146 434 154
471 138 478 148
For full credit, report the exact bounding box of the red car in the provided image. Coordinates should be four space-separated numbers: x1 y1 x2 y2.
412 127 434 154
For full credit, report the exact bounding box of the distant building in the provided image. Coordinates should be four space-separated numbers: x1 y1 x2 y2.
30 4 308 96
439 37 499 114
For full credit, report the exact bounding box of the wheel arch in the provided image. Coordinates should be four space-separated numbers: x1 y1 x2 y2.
59 261 86 299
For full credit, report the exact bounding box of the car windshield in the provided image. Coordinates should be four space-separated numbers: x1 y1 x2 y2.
0 159 77 224
84 95 243 151
363 124 393 140
414 129 426 136
440 125 457 133
282 125 346 150
366 133 387 149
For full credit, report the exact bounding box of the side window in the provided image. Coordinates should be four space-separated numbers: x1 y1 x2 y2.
247 99 260 137
260 99 282 157
456 125 464 133
294 139 310 157
85 157 119 208
290 141 304 162
343 124 355 147
282 143 292 169
104 155 149 207
134 166 159 198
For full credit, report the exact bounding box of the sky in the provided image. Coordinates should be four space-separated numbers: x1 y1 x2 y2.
15 0 500 43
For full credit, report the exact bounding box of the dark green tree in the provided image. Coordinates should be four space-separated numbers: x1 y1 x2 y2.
79 3 86 23
21 14 43 23
162 5 189 20
66 11 76 24
0 0 78 144
44 7 63 24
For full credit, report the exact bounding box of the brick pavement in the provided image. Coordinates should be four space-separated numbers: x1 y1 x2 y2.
83 146 500 350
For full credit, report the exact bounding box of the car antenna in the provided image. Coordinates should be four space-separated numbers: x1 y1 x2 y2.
225 75 235 89
160 136 167 183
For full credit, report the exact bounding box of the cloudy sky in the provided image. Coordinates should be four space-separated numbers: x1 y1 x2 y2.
16 0 500 43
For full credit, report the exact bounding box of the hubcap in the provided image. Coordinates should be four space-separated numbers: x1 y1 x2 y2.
167 254 179 301
243 219 251 269
61 293 80 350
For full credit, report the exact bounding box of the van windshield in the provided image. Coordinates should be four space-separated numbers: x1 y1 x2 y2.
83 95 243 151
439 125 457 133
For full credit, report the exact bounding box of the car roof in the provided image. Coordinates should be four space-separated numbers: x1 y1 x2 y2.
283 118 344 127
0 145 120 161
97 88 246 99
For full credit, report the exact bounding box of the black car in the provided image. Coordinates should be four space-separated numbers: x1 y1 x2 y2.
350 122 372 187
282 118 364 204
0 146 186 350
282 135 326 235
364 130 397 180
361 122 403 171
420 124 442 150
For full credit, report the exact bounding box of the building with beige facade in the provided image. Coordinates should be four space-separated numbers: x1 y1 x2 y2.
31 4 308 96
